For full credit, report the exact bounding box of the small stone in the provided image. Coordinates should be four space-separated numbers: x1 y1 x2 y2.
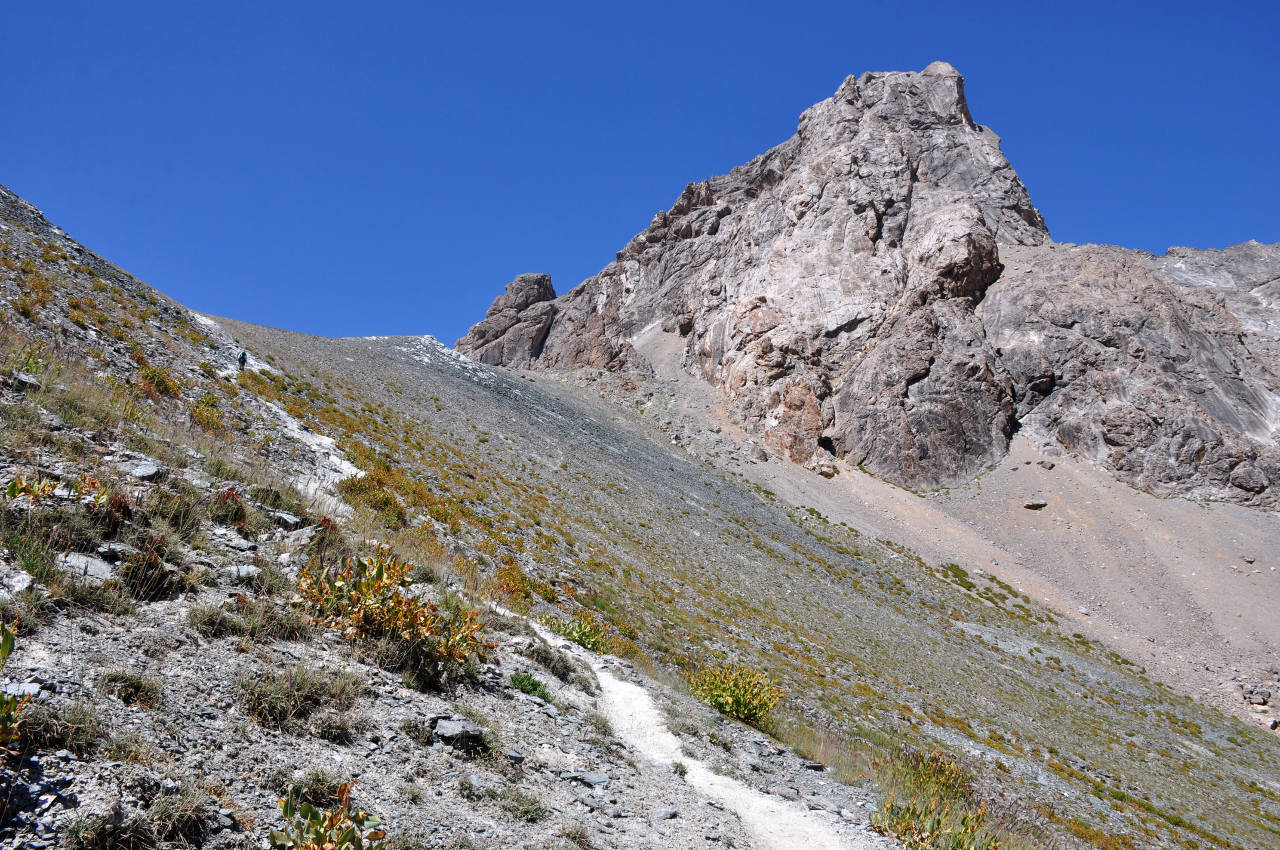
1023 500 1048 510
0 565 33 599
268 510 305 530
1037 460 1056 470
128 460 163 481
96 542 139 563
11 372 42 392
805 796 839 812
655 807 678 820
221 564 260 581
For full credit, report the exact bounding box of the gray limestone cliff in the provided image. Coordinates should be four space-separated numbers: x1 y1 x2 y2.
457 64 1280 506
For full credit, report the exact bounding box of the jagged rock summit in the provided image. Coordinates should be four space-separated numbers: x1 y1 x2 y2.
458 64 1280 506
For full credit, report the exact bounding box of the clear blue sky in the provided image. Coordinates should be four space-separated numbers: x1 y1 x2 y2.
4 2 1276 344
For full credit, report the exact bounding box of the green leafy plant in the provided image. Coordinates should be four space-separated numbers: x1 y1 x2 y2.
871 797 1001 850
269 781 388 850
1 621 29 754
688 661 784 727
544 611 612 652
299 550 489 689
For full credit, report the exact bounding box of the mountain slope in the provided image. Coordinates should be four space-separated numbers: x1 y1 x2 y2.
2 116 1280 850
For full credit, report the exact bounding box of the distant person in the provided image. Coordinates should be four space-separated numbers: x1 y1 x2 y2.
237 350 247 371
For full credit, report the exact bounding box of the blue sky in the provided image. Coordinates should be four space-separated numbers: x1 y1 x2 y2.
4 2 1276 344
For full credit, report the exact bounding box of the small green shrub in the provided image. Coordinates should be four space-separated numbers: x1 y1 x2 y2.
688 662 784 727
519 638 575 682
336 474 406 529
271 767 346 809
544 611 612 653
500 787 548 823
210 487 248 528
119 534 189 601
269 782 388 850
238 665 364 732
871 797 1000 850
299 550 489 690
884 748 975 802
508 671 553 702
137 364 182 398
190 392 225 433
18 700 104 756
99 670 162 708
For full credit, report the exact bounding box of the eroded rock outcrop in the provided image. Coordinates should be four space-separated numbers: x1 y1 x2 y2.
457 64 1280 505
455 273 557 367
981 243 1280 503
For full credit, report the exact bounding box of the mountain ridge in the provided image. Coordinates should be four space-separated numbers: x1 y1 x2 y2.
457 63 1280 508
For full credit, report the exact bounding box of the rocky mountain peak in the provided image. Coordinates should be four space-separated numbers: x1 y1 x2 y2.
457 65 1279 506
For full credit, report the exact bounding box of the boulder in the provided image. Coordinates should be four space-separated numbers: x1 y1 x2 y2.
432 717 487 751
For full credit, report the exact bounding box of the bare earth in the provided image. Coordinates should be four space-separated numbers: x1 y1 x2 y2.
633 326 1280 730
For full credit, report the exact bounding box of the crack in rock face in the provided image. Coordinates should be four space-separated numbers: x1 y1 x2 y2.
456 63 1280 507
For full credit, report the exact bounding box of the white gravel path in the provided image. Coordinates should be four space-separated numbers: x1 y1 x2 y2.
592 662 880 850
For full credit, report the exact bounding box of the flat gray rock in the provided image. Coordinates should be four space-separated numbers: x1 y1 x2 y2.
125 460 162 481
0 565 33 600
57 552 114 583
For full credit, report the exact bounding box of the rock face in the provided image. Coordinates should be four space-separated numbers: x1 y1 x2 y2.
457 63 1280 506
981 243 1280 504
454 273 557 366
